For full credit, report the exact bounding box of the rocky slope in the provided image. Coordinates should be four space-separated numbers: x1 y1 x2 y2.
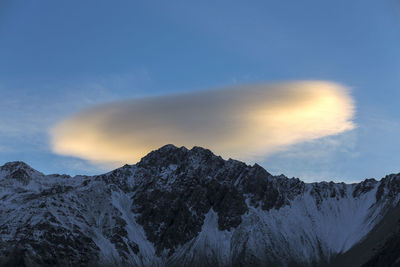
0 145 399 266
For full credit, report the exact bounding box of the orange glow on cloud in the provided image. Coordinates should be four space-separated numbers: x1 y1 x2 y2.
50 81 355 166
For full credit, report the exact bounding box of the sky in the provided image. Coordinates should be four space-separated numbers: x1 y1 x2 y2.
1 0 400 182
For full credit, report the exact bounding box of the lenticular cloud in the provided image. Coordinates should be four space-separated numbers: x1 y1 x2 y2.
50 81 356 165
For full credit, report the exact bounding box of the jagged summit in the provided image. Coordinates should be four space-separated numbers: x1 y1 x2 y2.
138 144 219 167
1 145 400 266
1 161 35 172
0 161 44 185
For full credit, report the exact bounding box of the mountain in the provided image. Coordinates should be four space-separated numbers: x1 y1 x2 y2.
0 145 399 267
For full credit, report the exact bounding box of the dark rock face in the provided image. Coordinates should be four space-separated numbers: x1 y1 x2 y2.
310 181 348 206
1 161 42 185
1 161 32 172
130 145 305 254
376 174 400 202
131 146 248 253
5 168 31 185
0 212 100 267
353 178 377 198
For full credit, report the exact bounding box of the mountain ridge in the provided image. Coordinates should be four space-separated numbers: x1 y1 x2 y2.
0 144 399 266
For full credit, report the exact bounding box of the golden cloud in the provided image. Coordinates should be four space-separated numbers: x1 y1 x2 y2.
50 81 356 166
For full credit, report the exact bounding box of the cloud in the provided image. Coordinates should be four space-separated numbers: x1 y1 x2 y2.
50 81 356 166
260 131 359 182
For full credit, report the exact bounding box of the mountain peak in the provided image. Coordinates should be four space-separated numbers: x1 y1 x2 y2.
137 144 223 169
0 161 43 184
0 161 36 173
148 144 189 156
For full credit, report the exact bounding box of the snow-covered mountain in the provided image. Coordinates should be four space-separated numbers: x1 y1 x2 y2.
1 145 399 266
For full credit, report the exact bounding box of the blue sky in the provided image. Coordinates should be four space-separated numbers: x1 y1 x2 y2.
1 0 400 182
